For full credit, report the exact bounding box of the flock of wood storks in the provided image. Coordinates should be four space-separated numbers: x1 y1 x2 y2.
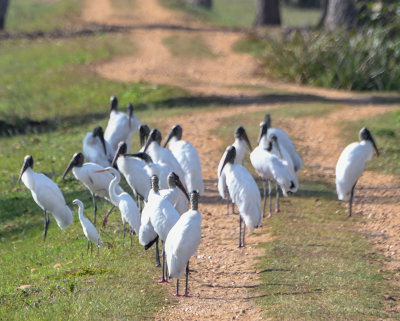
17 96 380 296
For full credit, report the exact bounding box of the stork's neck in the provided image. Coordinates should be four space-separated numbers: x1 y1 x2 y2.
233 139 247 165
169 136 179 144
258 135 268 149
360 140 374 161
21 167 36 190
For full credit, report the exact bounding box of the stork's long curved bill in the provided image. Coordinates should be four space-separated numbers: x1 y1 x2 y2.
163 128 174 148
18 158 30 183
175 175 190 201
124 152 154 163
371 136 379 156
145 236 159 250
62 158 75 180
257 122 268 144
143 129 157 153
242 130 253 151
127 103 133 130
220 146 236 176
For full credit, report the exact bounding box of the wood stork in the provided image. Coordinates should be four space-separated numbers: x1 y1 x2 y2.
217 126 252 215
140 175 180 282
165 191 202 296
220 146 261 247
143 128 186 185
72 199 102 254
160 172 190 214
163 124 204 195
18 155 73 240
336 127 379 217
83 126 114 168
104 96 141 153
62 152 123 225
250 134 297 218
263 114 302 171
95 167 141 246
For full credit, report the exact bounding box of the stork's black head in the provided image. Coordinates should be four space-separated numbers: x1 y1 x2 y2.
264 114 271 128
139 124 150 147
359 127 379 156
111 142 128 168
257 122 268 144
163 125 183 147
234 126 252 151
63 152 84 179
190 190 199 211
143 129 162 152
110 96 118 113
18 155 34 182
219 145 236 176
127 103 134 129
167 172 189 201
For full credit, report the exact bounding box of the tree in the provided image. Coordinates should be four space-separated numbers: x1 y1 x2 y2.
186 0 212 9
323 0 358 31
0 0 10 30
254 0 281 26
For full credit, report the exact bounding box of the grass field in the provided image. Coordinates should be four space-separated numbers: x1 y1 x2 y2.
214 109 399 320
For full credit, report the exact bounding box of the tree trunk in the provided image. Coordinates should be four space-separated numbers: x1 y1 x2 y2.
0 0 10 30
323 0 358 31
186 0 212 10
254 0 281 26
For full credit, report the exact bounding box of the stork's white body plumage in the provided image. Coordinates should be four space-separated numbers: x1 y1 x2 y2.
21 167 73 230
167 138 204 194
83 131 114 168
222 162 262 233
336 141 374 201
165 208 202 279
104 108 141 153
73 199 102 247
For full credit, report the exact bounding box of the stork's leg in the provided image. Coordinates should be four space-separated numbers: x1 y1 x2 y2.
90 242 93 255
175 279 180 296
91 192 97 225
43 210 50 241
130 229 133 248
232 202 237 215
226 198 230 215
242 225 246 248
157 241 169 283
122 221 126 247
87 240 90 255
238 215 242 248
155 237 161 267
102 205 115 227
184 262 190 297
268 180 272 218
262 180 267 218
349 183 357 217
275 182 280 213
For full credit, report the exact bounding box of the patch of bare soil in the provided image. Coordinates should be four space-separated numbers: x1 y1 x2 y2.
81 0 400 318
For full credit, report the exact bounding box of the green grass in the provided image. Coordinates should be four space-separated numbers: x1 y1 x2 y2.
214 108 398 320
161 0 322 28
163 35 218 58
342 109 400 178
6 0 82 32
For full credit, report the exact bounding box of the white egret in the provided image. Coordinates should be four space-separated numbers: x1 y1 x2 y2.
62 152 123 225
165 191 202 296
336 127 379 217
72 199 102 254
95 167 141 246
250 134 297 217
18 155 73 240
163 124 204 194
83 126 114 168
220 146 261 247
217 126 252 215
104 96 141 152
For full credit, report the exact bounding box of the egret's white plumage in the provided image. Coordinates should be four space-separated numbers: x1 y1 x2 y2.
143 129 186 185
336 127 379 216
83 126 114 168
72 199 102 252
164 125 204 194
19 155 73 240
96 167 141 244
63 152 124 224
217 126 252 214
220 146 261 247
104 96 141 152
165 191 202 296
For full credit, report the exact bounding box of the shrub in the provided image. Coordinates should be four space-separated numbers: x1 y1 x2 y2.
262 27 400 91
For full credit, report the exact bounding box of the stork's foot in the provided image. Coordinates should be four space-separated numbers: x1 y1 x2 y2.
275 207 280 213
156 279 170 284
268 212 272 218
